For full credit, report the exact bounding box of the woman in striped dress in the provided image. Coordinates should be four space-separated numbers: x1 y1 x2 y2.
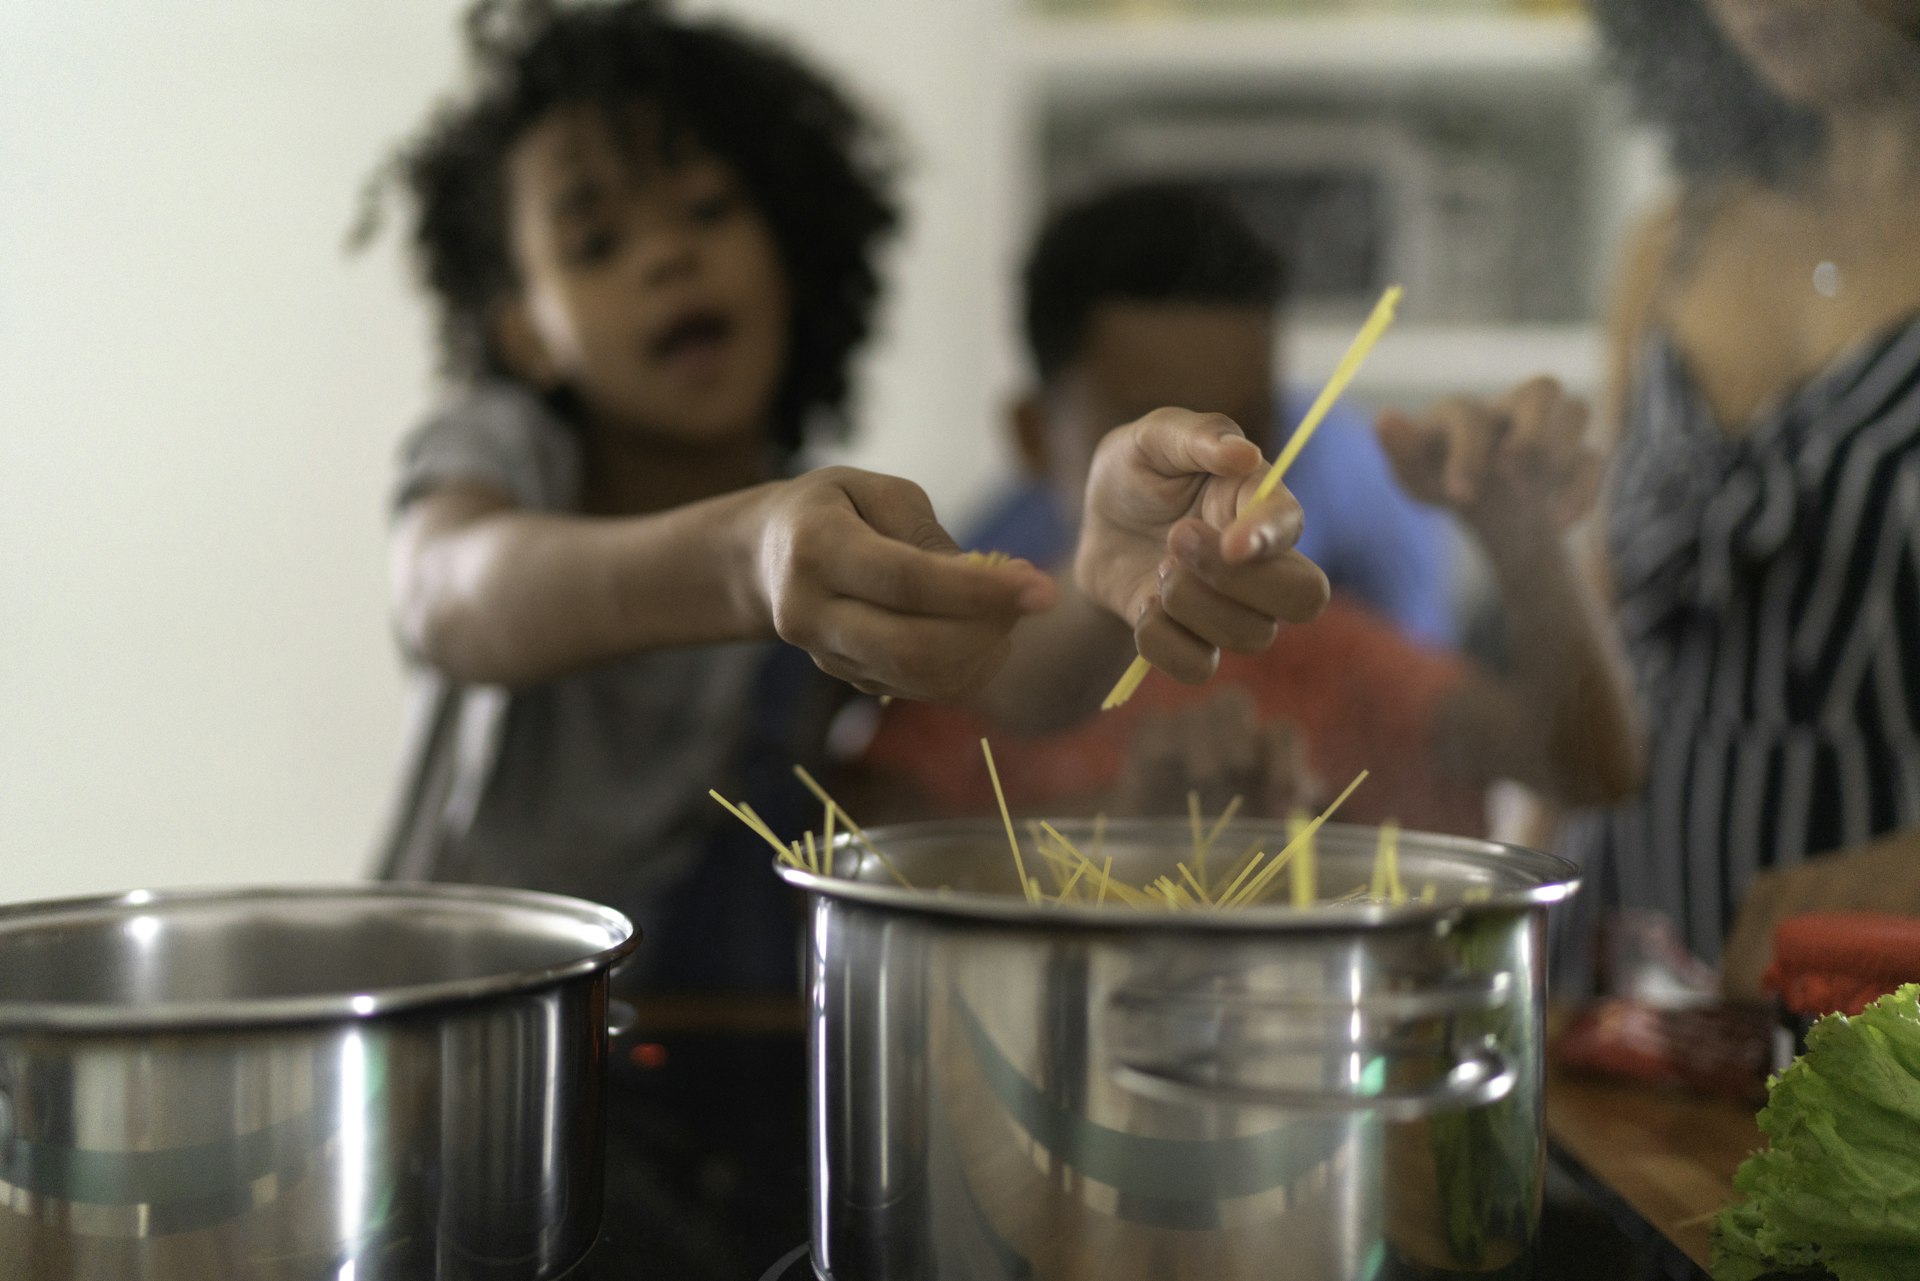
1567 0 1920 993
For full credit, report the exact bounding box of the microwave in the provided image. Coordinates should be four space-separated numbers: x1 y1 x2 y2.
1048 111 1546 324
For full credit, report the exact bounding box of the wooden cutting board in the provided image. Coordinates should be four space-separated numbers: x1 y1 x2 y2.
1545 1062 1764 1269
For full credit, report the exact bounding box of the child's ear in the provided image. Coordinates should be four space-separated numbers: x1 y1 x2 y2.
1010 392 1051 479
488 295 561 388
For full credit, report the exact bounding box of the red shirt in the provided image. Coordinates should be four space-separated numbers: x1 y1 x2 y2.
861 598 1484 836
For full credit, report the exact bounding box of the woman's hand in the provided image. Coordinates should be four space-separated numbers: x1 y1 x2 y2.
1376 377 1643 807
1377 376 1603 542
751 467 1057 702
1074 409 1330 685
1112 686 1310 819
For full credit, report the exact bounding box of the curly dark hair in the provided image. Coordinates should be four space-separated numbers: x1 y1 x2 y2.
1587 0 1825 187
354 0 900 455
1022 182 1286 384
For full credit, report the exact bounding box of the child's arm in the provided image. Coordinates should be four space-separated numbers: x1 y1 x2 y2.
392 465 1056 699
976 408 1331 732
1377 377 1643 807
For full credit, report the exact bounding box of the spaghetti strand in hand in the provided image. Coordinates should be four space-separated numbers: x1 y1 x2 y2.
1076 408 1328 689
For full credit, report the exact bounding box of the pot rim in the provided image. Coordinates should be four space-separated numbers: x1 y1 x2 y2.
776 818 1578 931
0 882 640 1032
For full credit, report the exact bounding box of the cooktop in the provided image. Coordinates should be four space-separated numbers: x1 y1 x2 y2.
559 1026 811 1281
757 1243 814 1280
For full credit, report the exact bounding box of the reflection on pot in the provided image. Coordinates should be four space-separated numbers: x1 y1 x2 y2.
799 819 1567 1281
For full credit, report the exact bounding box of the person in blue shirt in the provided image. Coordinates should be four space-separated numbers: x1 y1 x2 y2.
969 182 1457 647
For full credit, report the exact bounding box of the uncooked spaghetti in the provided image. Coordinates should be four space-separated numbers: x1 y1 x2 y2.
709 742 1434 911
1102 285 1405 711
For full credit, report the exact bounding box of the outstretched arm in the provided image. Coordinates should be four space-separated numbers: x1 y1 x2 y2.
391 465 1056 697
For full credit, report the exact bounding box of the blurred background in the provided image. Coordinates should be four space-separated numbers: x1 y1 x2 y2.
0 0 1665 904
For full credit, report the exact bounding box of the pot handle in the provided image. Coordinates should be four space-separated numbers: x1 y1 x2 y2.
1111 1041 1515 1119
606 997 639 1040
1107 974 1518 1119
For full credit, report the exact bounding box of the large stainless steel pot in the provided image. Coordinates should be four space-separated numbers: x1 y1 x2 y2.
785 819 1578 1281
0 883 638 1280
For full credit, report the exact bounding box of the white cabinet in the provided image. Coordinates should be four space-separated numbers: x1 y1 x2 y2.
1004 7 1669 404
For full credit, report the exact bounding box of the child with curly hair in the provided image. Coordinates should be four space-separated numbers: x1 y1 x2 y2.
361 6 1325 1272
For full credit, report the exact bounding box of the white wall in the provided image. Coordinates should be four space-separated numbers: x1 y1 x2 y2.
0 0 1013 905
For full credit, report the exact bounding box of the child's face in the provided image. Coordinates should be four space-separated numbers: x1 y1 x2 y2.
1023 302 1277 521
496 105 791 448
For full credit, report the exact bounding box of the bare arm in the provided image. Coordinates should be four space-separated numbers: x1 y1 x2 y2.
1379 379 1644 808
1502 206 1681 842
1530 206 1686 843
1435 505 1643 806
1584 201 1682 601
391 466 1056 694
392 482 769 682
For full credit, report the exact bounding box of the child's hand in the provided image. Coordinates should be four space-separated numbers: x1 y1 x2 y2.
1376 376 1602 537
1074 409 1330 685
1113 687 1309 819
752 467 1057 701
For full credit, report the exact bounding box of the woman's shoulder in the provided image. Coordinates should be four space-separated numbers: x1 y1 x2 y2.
1612 201 1685 324
394 379 583 513
1605 185 1763 347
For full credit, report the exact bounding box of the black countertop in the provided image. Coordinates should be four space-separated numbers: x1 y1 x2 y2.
563 1026 811 1281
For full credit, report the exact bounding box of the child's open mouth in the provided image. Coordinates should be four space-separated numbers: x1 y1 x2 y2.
649 309 736 376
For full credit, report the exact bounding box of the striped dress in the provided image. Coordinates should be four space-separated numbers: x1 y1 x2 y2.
1561 313 1920 966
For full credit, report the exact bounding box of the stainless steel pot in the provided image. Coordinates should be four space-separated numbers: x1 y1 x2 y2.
784 819 1578 1281
0 883 639 1281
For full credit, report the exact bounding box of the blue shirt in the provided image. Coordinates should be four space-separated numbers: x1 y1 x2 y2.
965 390 1458 646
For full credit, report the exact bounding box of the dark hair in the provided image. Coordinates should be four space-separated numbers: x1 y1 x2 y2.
1021 182 1285 384
355 0 899 455
1587 0 1824 186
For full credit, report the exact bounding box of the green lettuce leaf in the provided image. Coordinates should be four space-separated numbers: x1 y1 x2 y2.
1711 984 1920 1281
1708 1194 1773 1281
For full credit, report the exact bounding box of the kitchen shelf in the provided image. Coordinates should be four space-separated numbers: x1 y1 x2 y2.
1282 321 1604 401
1019 12 1597 96
1005 7 1634 416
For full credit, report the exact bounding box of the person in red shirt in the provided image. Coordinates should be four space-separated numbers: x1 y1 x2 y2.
858 184 1640 836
